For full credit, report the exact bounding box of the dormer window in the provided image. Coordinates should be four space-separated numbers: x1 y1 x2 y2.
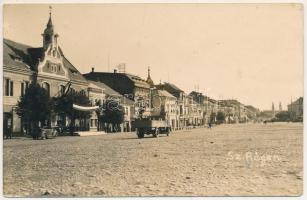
9 54 22 62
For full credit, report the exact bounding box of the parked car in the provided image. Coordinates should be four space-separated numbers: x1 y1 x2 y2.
39 126 58 139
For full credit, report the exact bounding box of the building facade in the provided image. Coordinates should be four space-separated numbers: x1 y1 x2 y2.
3 11 97 135
288 97 303 120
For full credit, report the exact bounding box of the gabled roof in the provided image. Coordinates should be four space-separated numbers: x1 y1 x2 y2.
3 38 87 83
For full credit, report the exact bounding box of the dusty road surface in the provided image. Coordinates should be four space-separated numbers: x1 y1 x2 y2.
3 123 303 197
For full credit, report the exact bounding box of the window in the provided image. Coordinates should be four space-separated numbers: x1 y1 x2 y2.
42 82 50 96
80 90 86 96
4 78 13 96
20 81 29 97
21 82 24 97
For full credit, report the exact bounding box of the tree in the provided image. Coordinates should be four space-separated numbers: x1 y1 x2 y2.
16 83 53 139
100 99 124 132
53 90 92 135
275 111 291 122
216 111 226 124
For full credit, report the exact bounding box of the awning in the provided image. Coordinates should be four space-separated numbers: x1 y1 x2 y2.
73 104 99 112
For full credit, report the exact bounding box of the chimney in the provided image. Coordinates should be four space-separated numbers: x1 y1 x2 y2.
91 67 94 73
114 69 117 73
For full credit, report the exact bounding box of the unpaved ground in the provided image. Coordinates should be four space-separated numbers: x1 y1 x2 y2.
3 123 303 197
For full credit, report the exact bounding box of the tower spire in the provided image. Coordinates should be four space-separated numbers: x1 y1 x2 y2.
47 6 53 27
148 66 151 78
42 5 59 50
146 66 154 87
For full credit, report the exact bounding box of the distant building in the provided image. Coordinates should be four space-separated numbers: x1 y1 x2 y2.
218 99 249 123
187 94 204 127
288 97 303 120
245 105 260 122
155 89 178 130
156 82 188 129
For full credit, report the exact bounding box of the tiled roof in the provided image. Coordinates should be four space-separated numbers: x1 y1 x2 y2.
3 39 34 72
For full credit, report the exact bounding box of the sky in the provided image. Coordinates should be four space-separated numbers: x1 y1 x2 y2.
3 3 303 110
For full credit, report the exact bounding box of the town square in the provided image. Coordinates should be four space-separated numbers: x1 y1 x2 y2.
2 3 303 197
3 123 303 196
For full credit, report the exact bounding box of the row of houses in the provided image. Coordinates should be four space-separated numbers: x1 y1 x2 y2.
3 11 260 136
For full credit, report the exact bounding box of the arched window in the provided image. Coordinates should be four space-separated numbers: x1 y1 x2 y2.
42 82 50 96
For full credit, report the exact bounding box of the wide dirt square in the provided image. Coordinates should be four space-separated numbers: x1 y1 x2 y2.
3 123 303 197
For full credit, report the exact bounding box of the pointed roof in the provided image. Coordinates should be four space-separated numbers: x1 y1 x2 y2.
47 14 53 27
43 6 54 35
47 6 53 27
146 67 154 87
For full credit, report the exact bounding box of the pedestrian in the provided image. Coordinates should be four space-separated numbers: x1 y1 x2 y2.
5 122 12 139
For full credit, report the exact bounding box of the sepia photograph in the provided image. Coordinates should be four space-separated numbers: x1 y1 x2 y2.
2 2 304 197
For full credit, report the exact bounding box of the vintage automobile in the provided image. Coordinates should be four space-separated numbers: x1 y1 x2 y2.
39 126 59 139
132 118 171 138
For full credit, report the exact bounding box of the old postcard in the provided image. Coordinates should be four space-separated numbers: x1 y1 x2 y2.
2 3 303 197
